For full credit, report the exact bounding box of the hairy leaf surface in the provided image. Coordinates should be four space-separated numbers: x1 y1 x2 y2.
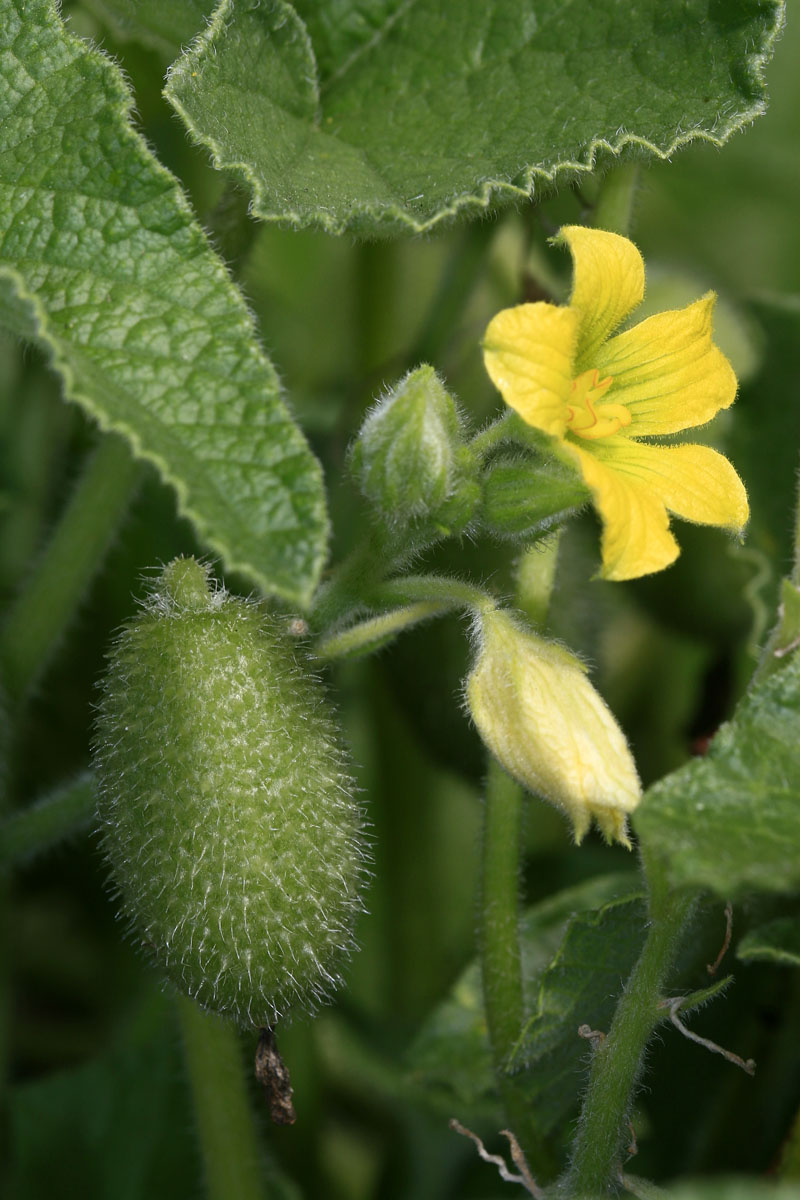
166 0 785 235
0 0 328 605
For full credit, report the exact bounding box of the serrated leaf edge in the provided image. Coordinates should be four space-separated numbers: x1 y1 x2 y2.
0 264 326 607
1 1 329 606
164 0 786 236
509 891 646 1071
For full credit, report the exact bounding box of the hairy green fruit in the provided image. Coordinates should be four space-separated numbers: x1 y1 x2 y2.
94 558 365 1025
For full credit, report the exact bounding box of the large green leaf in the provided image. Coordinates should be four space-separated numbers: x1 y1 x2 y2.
407 873 642 1134
635 653 800 897
0 0 328 606
508 893 646 1135
165 0 784 236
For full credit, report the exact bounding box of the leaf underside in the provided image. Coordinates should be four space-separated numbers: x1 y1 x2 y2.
165 0 785 236
0 0 328 606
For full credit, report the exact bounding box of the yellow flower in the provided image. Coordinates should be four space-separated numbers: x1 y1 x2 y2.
466 607 640 847
482 226 749 581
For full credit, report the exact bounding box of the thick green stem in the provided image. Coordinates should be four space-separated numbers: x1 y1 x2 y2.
480 760 525 1059
177 996 267 1200
0 772 96 871
0 433 141 703
592 164 641 238
564 877 695 1198
479 763 556 1180
308 521 408 632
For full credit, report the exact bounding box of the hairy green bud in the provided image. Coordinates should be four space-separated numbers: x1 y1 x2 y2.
350 365 477 528
93 558 365 1026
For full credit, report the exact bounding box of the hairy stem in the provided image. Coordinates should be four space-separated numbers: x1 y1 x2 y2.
479 762 557 1181
315 599 453 661
368 573 494 615
564 873 695 1197
308 521 404 632
177 997 267 1200
0 433 141 702
480 760 525 1060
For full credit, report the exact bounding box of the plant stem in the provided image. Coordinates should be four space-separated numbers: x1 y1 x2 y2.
469 412 552 461
516 532 562 630
468 412 516 459
315 599 453 661
308 521 407 632
480 760 525 1061
592 163 641 238
751 576 800 686
564 876 695 1198
177 996 267 1200
368 573 494 615
479 762 557 1181
0 772 96 871
0 433 142 703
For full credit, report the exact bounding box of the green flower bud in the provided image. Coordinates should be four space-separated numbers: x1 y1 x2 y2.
350 365 475 525
479 455 588 540
466 607 640 846
93 558 365 1025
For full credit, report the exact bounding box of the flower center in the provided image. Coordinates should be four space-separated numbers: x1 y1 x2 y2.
565 369 631 441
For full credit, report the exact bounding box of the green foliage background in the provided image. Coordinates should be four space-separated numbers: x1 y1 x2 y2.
2 1 800 1197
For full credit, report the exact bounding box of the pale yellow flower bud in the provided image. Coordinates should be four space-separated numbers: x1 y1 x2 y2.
466 608 641 847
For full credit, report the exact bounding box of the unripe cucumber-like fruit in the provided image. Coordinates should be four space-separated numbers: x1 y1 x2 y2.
94 558 365 1026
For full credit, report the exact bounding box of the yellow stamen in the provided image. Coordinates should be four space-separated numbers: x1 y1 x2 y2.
566 369 631 441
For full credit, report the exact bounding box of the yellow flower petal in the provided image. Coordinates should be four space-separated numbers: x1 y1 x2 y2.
596 294 737 437
556 226 645 371
592 439 750 532
466 608 640 846
482 302 577 437
566 440 680 581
